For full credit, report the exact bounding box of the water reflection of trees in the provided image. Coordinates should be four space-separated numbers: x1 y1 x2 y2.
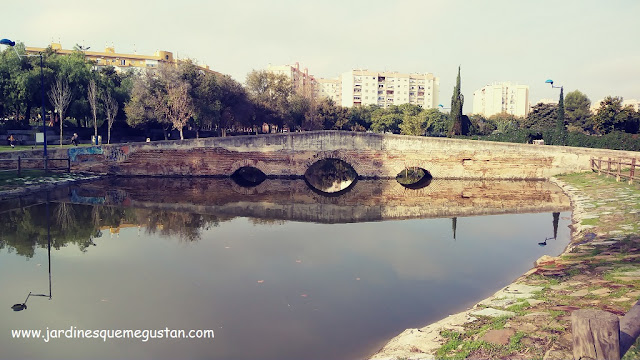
138 209 225 242
0 203 229 258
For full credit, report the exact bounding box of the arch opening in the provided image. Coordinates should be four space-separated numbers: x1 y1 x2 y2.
304 158 358 196
396 167 432 189
231 166 267 187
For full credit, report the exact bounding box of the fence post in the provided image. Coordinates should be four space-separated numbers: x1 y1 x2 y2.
598 158 602 175
17 156 21 177
617 159 622 182
607 158 612 177
67 157 71 173
630 159 636 185
572 309 621 360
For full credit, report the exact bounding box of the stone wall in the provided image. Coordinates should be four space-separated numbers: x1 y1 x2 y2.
2 131 639 180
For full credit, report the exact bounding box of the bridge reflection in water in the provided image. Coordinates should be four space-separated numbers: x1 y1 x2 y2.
62 177 571 225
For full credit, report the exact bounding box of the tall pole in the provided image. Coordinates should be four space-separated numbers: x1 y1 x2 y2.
40 54 48 171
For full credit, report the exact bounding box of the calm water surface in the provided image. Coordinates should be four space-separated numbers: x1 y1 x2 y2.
0 178 571 360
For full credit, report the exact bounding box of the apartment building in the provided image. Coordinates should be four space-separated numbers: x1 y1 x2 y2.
472 82 530 117
25 42 218 75
315 78 342 104
340 70 439 109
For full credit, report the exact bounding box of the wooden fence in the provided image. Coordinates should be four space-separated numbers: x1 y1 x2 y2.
0 157 70 176
591 157 638 184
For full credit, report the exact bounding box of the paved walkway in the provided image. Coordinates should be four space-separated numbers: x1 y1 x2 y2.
370 172 640 360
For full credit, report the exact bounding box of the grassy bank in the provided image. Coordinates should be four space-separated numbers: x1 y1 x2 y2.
401 172 640 360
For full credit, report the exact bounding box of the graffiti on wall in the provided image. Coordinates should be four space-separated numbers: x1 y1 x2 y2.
68 146 104 162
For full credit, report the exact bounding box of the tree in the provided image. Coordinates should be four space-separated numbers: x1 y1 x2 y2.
556 87 566 145
489 112 520 133
87 79 99 144
370 107 402 133
245 70 292 129
468 114 496 136
48 75 72 146
592 96 624 134
102 90 119 144
424 108 450 135
400 113 427 136
618 105 639 134
564 90 592 133
449 66 467 135
522 103 557 130
166 81 194 140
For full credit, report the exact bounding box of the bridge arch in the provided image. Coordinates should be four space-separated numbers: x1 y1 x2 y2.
302 150 363 178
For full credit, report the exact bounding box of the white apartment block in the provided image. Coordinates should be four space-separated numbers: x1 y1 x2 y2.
315 78 342 104
267 63 316 96
340 70 439 109
472 82 530 117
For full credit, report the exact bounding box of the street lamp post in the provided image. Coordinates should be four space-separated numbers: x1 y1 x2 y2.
545 79 566 145
1 38 48 171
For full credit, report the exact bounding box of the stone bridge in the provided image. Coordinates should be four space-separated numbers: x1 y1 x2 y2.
2 131 640 179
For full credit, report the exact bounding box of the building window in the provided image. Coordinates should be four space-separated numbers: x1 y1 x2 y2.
165 55 169 60
120 59 126 66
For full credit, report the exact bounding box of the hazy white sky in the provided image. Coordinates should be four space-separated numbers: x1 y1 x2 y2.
3 0 639 109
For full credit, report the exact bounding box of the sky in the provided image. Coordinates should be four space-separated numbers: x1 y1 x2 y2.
3 0 639 111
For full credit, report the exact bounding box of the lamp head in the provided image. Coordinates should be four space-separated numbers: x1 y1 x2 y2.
545 79 554 85
11 303 27 311
0 39 16 47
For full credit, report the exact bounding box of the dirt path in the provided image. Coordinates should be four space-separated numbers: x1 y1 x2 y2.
369 172 640 360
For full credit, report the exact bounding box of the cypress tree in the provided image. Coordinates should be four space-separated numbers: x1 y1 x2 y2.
449 66 464 136
556 87 566 145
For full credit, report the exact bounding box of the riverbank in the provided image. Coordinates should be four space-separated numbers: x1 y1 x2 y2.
369 171 640 360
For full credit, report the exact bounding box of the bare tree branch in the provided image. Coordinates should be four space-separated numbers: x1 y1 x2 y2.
102 91 119 144
88 80 99 144
48 76 72 147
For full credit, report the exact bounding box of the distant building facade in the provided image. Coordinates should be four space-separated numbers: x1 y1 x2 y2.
25 42 218 75
340 70 439 109
267 63 316 96
472 82 530 117
315 78 342 104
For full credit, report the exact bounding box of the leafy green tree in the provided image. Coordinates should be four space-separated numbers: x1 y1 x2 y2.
370 107 402 133
346 104 376 131
592 96 625 134
179 60 221 136
489 112 520 133
522 103 557 130
468 114 496 136
618 105 639 134
245 70 292 129
217 75 253 135
125 67 172 138
564 90 592 133
400 113 427 135
424 108 450 135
